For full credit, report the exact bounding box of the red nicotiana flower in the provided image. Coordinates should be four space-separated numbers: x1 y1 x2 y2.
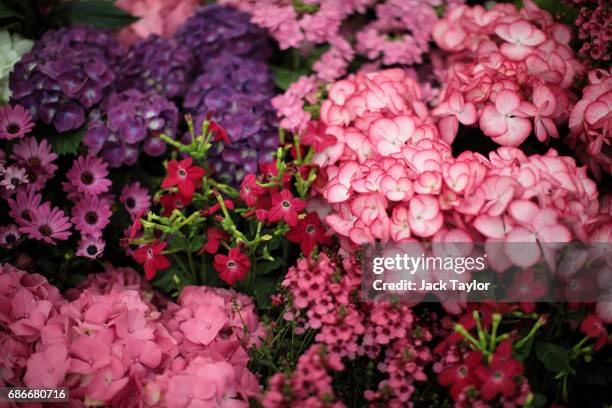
268 189 305 227
209 121 229 144
161 158 205 199
213 247 250 285
438 350 483 400
240 174 265 207
159 192 192 216
286 212 331 256
475 341 524 400
198 227 229 255
201 199 234 217
580 314 609 351
133 241 170 280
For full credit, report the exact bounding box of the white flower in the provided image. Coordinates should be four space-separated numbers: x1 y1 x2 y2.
0 30 33 103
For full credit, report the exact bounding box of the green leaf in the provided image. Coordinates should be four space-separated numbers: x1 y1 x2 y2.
48 127 84 156
253 275 279 308
0 2 21 20
54 1 138 29
271 66 309 91
527 393 547 408
258 257 285 275
535 342 572 373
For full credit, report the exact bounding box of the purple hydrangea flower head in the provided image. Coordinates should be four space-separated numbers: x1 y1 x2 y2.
9 25 122 133
174 4 271 67
117 35 196 100
84 89 179 168
183 53 278 185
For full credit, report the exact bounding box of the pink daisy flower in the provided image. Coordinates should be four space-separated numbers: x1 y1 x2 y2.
8 187 42 224
11 137 58 189
76 234 106 259
71 196 112 237
0 165 28 191
20 203 72 244
120 182 151 219
0 225 21 248
66 155 112 196
0 105 34 140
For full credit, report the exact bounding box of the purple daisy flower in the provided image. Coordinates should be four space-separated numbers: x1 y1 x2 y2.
9 25 121 132
0 225 21 248
10 137 58 190
71 195 112 237
19 203 72 244
76 234 105 259
120 181 151 219
0 105 34 140
66 155 112 196
8 187 42 225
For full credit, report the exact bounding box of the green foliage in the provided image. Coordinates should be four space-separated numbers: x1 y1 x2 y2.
48 126 84 156
50 0 138 29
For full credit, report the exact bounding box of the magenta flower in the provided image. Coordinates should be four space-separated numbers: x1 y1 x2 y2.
71 196 112 237
0 165 28 191
76 234 105 259
10 137 58 189
0 225 21 248
66 155 112 196
8 187 42 224
120 181 151 219
19 203 72 244
23 344 69 388
0 104 34 140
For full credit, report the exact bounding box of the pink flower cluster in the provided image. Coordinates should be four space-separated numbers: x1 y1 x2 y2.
568 68 612 177
275 253 433 406
575 0 611 64
0 263 263 407
221 0 461 82
305 68 608 271
432 1 583 146
262 344 344 408
115 0 199 46
0 263 65 387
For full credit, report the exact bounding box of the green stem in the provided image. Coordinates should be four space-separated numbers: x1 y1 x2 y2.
200 254 208 285
187 251 197 284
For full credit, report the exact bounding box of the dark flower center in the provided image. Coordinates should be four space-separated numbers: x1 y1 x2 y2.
21 210 31 221
458 366 468 377
85 211 98 224
5 233 17 244
86 245 98 256
27 158 41 168
306 225 315 234
126 197 136 208
6 123 20 134
282 200 290 208
227 260 237 268
39 225 52 237
492 371 503 380
11 177 20 186
81 171 94 185
178 169 187 177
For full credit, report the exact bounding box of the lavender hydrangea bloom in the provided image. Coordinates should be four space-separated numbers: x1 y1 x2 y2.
9 25 121 133
183 53 278 184
84 90 179 167
174 4 271 67
117 35 195 100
